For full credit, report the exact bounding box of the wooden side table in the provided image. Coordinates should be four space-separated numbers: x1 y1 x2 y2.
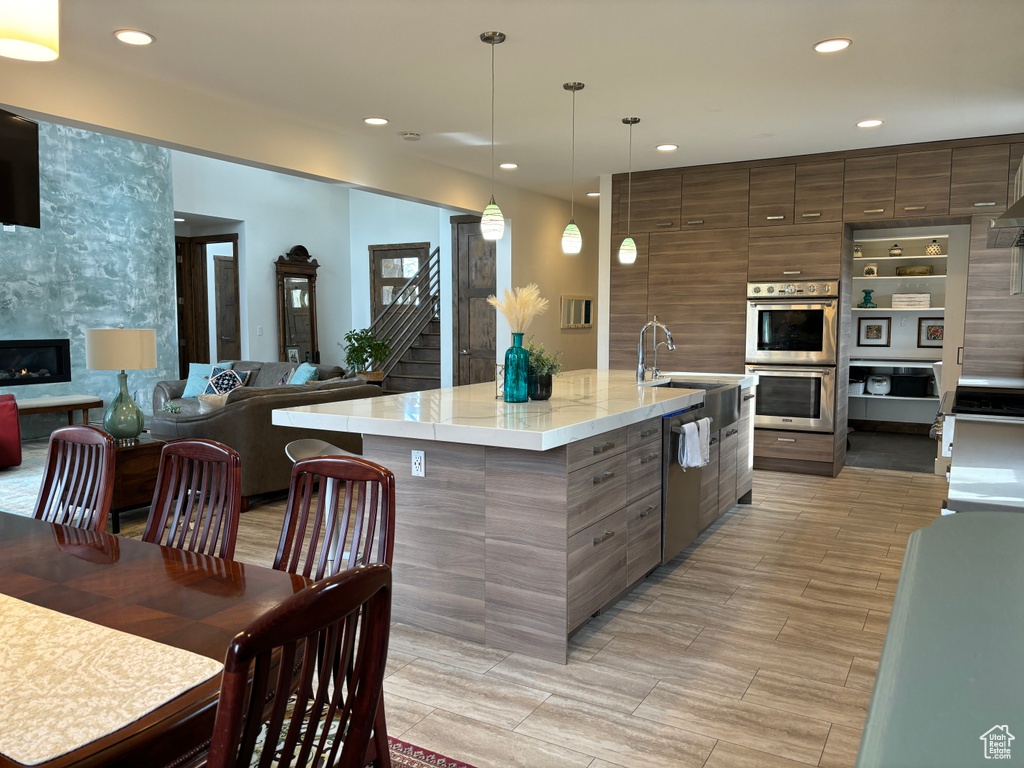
110 436 166 533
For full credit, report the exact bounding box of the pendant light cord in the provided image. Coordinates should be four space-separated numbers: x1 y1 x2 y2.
490 40 496 197
627 121 633 235
570 88 576 220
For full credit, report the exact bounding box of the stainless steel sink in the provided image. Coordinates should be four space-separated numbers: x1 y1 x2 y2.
664 379 741 430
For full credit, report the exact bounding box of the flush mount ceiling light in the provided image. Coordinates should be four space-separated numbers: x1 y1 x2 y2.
656 144 678 151
363 117 389 126
499 162 518 169
480 31 506 241
114 29 153 45
561 82 585 255
857 118 884 128
813 38 852 53
618 117 641 265
0 0 59 61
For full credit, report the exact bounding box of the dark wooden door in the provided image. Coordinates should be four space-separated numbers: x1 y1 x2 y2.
452 216 496 386
369 243 430 322
214 255 241 360
174 236 209 377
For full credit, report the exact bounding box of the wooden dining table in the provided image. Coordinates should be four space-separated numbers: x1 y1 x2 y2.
0 511 311 768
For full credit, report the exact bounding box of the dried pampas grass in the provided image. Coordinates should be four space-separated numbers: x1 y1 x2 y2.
487 283 549 334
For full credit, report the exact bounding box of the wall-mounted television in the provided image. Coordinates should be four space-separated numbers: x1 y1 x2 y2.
0 107 40 229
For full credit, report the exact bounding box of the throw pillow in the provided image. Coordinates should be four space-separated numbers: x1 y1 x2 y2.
203 366 250 395
198 393 230 413
182 362 233 399
277 368 296 386
288 362 319 385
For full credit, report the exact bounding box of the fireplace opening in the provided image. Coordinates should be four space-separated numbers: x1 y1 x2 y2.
0 339 72 386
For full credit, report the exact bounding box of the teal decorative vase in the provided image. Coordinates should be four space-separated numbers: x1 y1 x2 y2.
503 333 528 403
857 289 878 309
103 371 145 440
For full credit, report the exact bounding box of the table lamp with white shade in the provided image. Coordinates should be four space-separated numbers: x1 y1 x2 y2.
85 327 158 440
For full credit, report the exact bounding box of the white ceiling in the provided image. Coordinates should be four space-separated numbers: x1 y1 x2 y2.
40 0 1024 206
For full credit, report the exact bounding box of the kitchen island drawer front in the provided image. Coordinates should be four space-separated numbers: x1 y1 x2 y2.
627 491 662 585
628 416 662 449
567 427 628 472
755 429 834 461
568 507 628 631
567 452 628 535
627 440 662 504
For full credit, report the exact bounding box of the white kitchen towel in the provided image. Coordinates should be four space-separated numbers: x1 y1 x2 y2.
697 417 711 466
678 418 711 469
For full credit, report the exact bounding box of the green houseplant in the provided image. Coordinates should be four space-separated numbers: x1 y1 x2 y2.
524 336 564 401
342 328 393 382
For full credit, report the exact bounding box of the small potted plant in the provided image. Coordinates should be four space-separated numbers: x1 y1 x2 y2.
524 336 564 401
342 328 393 382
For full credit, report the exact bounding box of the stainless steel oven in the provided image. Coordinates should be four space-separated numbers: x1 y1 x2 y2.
745 365 836 433
746 281 839 365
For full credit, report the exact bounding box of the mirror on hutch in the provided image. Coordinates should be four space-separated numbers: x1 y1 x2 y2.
275 245 320 364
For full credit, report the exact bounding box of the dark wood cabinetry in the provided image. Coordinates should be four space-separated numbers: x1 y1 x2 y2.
749 165 795 227
697 435 721 531
843 154 896 220
681 168 749 229
950 144 1011 214
608 233 649 371
747 222 843 281
795 160 845 224
614 170 682 235
1010 144 1024 208
894 149 951 217
717 426 739 516
736 388 755 498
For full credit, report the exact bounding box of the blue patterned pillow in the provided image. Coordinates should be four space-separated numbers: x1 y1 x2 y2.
182 362 233 398
203 366 249 395
288 362 319 385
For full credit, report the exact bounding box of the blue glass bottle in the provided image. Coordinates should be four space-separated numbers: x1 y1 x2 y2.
504 333 528 403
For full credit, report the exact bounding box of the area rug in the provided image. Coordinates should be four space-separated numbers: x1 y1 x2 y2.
388 737 479 768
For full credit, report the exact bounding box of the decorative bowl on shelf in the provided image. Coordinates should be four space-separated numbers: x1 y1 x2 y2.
853 244 863 258
925 239 944 256
863 263 878 277
888 244 903 257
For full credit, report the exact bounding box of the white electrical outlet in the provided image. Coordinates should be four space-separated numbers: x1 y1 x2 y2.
257 325 264 336
901 316 909 326
411 450 425 477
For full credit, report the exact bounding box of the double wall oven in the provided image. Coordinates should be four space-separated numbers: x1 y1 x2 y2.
745 281 838 433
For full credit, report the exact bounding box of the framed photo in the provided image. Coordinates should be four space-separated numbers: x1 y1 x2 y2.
918 317 944 348
285 346 301 364
857 317 891 347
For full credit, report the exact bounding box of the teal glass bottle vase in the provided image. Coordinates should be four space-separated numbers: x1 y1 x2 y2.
104 370 145 440
503 333 529 403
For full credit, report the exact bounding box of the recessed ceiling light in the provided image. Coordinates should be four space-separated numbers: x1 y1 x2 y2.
587 192 600 197
363 117 388 126
814 38 851 53
499 162 518 169
115 29 154 46
857 118 884 128
173 217 185 222
656 144 678 152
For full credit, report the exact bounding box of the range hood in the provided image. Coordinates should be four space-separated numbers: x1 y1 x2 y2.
986 196 1024 248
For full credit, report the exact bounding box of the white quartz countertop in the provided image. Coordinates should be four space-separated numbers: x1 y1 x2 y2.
272 369 756 451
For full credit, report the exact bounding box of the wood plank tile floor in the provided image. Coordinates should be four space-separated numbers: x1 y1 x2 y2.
233 465 948 768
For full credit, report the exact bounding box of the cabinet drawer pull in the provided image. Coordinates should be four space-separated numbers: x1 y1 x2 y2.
743 394 756 401
801 212 822 218
639 504 656 518
593 530 615 545
766 215 785 221
864 208 885 214
726 428 739 436
904 205 926 211
640 428 657 438
592 471 615 485
709 437 719 446
640 452 659 465
686 219 705 225
974 201 997 207
592 442 615 454
656 222 674 228
783 270 801 275
777 437 796 442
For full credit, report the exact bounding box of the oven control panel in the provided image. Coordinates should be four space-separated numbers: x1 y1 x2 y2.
747 280 839 299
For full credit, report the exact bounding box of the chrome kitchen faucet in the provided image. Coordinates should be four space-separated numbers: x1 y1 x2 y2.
638 316 675 383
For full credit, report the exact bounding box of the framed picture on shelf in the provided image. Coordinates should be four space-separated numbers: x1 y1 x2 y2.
285 346 301 364
918 317 944 348
857 317 891 347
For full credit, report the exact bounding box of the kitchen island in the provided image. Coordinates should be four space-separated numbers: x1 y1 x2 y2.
273 369 754 662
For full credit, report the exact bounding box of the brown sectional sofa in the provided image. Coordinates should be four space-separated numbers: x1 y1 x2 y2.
149 361 380 499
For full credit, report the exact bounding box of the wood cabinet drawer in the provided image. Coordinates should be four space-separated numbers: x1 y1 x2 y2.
794 160 845 224
748 165 795 227
627 490 662 585
736 389 755 497
628 416 661 449
949 144 1010 215
718 426 739 516
566 427 628 473
568 506 627 631
567 451 628 536
746 222 843 282
615 171 682 235
627 440 662 504
754 429 834 462
697 432 720 532
894 149 951 217
681 168 749 230
843 155 896 220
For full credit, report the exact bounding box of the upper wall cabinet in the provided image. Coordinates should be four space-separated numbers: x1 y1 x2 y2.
748 165 795 228
614 171 682 236
843 155 897 220
1010 144 1024 208
681 168 749 230
949 144 1010 215
894 149 951 218
747 221 843 282
794 160 845 224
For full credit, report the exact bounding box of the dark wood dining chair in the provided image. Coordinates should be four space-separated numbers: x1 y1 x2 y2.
142 438 242 559
32 425 116 532
206 563 392 768
273 455 396 767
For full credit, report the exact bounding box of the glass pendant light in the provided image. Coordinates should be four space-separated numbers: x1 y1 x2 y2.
618 117 641 265
480 31 506 241
561 82 585 255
